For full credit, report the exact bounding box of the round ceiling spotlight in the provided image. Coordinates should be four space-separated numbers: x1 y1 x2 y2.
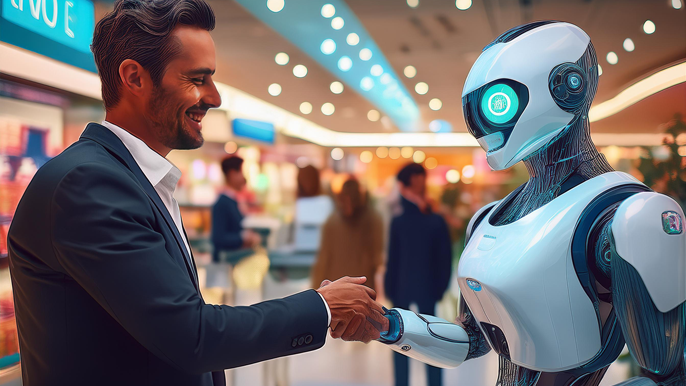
389 147 401 160
275 52 289 65
407 0 419 8
401 147 414 159
330 81 344 94
429 98 442 111
606 52 618 65
643 20 656 34
338 56 353 72
346 33 360 46
462 165 475 178
371 64 384 76
623 38 635 52
224 141 238 154
446 169 460 183
456 0 472 10
359 48 373 61
425 157 437 169
404 65 417 78
360 151 373 163
380 73 392 84
360 77 374 91
267 83 282 96
320 39 336 55
673 0 683 9
321 4 335 18
321 102 335 115
267 0 284 13
293 64 308 77
331 147 344 160
376 147 388 158
368 110 380 122
331 17 344 30
299 102 313 114
413 150 426 163
415 82 429 95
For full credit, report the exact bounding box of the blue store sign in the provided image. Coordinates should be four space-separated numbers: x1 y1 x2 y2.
1 0 96 72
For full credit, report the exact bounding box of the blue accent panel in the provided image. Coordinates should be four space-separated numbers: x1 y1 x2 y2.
466 279 481 292
378 308 402 344
232 118 275 144
0 0 96 72
233 1 420 131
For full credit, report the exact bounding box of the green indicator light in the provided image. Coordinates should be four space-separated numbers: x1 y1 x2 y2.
481 84 519 124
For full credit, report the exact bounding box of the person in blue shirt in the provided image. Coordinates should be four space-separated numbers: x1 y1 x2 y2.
211 155 260 262
384 163 453 386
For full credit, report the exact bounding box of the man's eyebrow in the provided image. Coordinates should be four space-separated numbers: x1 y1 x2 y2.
187 68 215 76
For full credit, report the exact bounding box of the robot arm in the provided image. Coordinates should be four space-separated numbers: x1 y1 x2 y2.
377 308 471 369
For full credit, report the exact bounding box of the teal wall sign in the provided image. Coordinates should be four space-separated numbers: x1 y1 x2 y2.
0 0 96 72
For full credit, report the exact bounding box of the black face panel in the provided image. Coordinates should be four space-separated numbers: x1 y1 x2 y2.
462 79 530 147
481 322 511 359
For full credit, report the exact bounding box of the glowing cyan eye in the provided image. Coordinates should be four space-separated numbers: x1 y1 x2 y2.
481 83 519 124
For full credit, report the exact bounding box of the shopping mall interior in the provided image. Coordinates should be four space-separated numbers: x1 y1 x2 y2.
0 0 685 385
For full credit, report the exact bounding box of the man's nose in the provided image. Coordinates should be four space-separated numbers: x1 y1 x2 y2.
203 79 222 108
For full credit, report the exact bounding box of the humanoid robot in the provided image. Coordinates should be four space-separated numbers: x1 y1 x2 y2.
379 21 686 386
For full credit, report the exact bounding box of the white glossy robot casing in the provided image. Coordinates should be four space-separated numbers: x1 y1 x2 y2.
611 192 686 313
457 172 645 372
462 23 591 170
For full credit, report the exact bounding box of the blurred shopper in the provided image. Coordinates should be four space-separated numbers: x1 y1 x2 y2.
293 165 333 251
384 163 452 386
211 155 261 262
312 178 385 292
7 1 387 385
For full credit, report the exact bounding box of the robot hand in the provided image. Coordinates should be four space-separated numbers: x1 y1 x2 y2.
377 307 471 368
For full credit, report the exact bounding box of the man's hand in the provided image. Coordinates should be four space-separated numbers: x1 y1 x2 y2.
241 230 261 248
316 277 390 343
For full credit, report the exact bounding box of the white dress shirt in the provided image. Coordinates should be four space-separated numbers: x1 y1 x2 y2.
101 121 330 325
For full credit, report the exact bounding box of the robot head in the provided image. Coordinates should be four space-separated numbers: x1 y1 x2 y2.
462 21 599 170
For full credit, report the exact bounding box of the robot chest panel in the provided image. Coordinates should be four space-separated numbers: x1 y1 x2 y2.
457 191 604 372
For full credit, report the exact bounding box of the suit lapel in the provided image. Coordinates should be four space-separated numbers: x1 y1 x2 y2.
80 123 199 290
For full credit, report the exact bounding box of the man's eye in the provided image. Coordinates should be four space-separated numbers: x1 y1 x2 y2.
192 78 204 85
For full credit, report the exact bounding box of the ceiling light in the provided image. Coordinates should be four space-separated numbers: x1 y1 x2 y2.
404 65 417 78
623 38 635 52
321 39 336 55
331 147 344 160
267 83 282 96
598 64 603 76
606 52 618 65
299 102 313 114
331 17 344 30
267 0 284 13
380 73 392 84
321 4 335 18
275 52 289 65
389 147 401 159
371 64 384 76
293 64 308 77
673 0 683 9
456 0 472 10
413 150 426 163
368 110 380 121
321 102 335 115
346 33 360 46
330 81 344 94
224 141 238 154
376 147 389 158
360 151 373 163
360 77 375 91
446 169 460 183
401 147 414 158
429 98 442 110
643 20 656 34
462 165 475 178
359 48 372 61
407 0 419 7
415 82 429 95
425 157 437 169
338 56 353 71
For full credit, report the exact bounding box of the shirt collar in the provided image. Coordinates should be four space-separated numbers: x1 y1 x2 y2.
101 121 180 188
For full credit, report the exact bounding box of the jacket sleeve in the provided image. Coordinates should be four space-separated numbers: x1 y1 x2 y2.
211 198 244 251
384 217 400 303
433 216 453 300
51 163 328 374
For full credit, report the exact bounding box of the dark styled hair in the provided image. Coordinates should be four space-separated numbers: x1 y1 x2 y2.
397 163 426 187
221 156 244 176
91 0 215 109
297 165 322 198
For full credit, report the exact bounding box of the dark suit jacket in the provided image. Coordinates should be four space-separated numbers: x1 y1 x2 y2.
8 123 328 386
384 197 453 306
211 194 244 262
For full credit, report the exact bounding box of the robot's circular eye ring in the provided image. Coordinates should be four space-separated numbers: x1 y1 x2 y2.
549 63 587 113
480 84 520 124
566 73 582 91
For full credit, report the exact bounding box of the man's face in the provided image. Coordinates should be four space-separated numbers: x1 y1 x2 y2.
227 169 247 191
408 173 426 197
145 26 221 150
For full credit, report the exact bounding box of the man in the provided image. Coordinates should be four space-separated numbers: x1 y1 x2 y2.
7 1 387 385
211 156 260 262
384 163 453 386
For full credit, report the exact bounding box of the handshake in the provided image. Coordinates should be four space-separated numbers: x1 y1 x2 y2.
316 276 390 343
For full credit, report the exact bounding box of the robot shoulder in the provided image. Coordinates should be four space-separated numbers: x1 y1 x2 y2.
611 191 686 313
465 201 500 244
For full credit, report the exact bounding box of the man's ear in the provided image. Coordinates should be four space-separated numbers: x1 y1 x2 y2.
118 59 152 98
